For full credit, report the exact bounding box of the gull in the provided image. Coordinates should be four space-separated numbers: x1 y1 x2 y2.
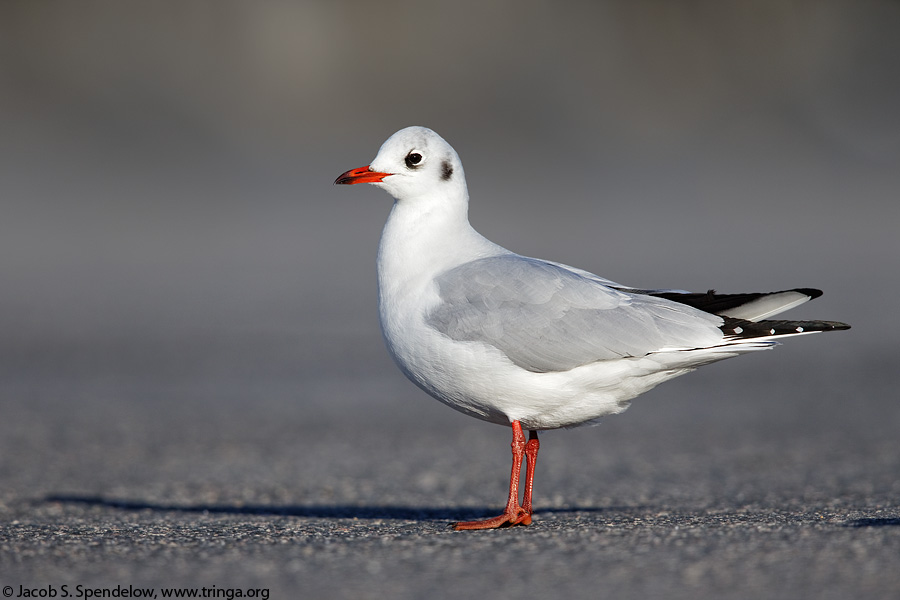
334 126 850 530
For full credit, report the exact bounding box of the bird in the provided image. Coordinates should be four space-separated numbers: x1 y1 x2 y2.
334 126 850 530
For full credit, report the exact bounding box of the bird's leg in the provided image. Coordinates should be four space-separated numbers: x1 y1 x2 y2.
453 420 534 530
522 429 540 515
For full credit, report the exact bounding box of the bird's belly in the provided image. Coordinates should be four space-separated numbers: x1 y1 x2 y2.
381 311 692 430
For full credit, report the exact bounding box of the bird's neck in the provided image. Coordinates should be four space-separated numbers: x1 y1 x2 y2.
376 193 504 304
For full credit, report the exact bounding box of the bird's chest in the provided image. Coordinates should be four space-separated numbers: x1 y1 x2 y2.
375 218 460 375
378 272 442 371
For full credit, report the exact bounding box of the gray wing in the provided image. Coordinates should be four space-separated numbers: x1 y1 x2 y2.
425 255 725 372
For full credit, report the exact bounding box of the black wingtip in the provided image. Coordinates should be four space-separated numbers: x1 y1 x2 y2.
795 288 824 300
722 317 850 338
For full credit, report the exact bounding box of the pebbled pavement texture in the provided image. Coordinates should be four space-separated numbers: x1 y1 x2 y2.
1 337 898 599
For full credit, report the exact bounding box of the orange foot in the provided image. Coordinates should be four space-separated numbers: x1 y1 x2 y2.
453 506 532 530
451 421 541 531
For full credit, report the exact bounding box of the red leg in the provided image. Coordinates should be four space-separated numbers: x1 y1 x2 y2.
522 429 540 515
453 421 538 530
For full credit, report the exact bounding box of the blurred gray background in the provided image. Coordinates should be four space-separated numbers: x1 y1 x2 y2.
1 0 894 361
1 2 898 599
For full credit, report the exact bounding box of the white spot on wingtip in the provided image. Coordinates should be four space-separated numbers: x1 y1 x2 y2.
796 326 804 332
769 328 776 334
734 326 743 334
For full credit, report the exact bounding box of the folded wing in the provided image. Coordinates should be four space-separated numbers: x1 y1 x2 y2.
425 256 726 373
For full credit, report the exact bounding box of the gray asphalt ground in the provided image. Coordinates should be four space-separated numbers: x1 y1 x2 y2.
2 335 898 600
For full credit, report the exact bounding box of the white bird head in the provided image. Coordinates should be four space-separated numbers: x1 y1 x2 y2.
335 126 467 204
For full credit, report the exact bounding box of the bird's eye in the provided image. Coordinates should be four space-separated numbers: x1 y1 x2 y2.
405 152 423 168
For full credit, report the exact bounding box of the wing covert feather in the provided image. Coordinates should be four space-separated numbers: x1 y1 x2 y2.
425 256 724 372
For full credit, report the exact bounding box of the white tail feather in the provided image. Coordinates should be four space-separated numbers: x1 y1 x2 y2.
717 291 813 322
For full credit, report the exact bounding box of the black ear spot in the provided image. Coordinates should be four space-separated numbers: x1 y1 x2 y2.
441 160 453 181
